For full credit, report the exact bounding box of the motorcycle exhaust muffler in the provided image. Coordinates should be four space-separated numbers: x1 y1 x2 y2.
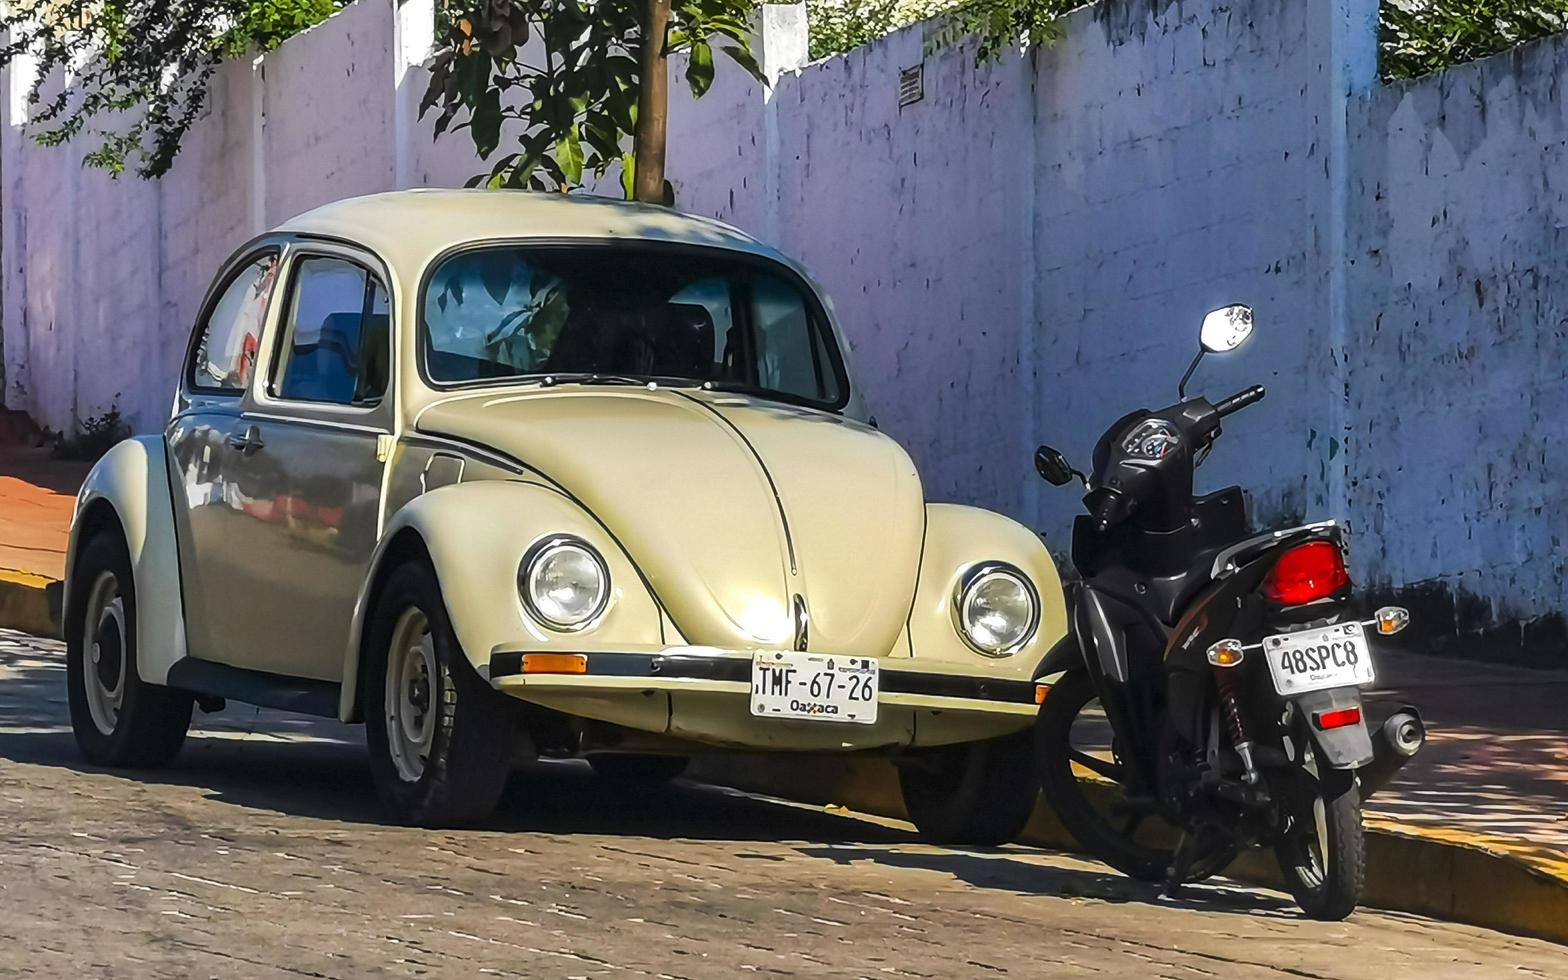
1357 706 1425 802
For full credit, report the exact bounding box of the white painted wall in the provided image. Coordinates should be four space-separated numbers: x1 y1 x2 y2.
0 0 405 435
3 0 1566 654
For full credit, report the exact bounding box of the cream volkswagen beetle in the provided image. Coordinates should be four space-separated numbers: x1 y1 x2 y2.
64 190 1066 838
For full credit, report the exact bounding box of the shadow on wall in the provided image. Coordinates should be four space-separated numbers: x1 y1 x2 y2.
1366 581 1568 669
1092 0 1189 47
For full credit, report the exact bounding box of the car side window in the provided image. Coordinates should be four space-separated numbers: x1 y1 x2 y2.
751 274 841 403
271 256 390 406
190 253 279 393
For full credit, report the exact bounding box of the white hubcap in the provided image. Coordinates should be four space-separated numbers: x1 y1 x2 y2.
384 608 438 782
82 570 127 737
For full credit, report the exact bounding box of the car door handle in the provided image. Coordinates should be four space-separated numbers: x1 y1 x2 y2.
226 425 265 455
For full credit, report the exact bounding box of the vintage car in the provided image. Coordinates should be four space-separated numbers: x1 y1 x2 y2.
63 190 1067 839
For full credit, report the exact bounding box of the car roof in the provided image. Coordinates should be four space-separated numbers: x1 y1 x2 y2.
277 189 788 279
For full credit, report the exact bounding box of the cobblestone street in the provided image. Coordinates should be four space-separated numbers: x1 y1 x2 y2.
1 629 1564 978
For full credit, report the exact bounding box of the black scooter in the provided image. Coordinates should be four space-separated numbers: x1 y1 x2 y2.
1031 305 1425 920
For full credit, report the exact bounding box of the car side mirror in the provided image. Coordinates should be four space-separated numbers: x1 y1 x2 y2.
1034 446 1076 487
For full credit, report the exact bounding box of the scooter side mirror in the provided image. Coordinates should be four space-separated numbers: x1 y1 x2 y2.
1035 446 1076 486
1181 303 1257 398
1200 304 1255 353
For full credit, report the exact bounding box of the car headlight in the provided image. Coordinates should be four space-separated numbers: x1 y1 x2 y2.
519 537 610 630
954 563 1039 657
1121 418 1181 459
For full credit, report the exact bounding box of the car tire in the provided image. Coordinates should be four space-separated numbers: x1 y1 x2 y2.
898 729 1037 845
587 753 689 786
364 560 520 827
66 531 193 767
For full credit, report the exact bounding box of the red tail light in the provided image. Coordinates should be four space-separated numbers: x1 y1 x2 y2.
1314 706 1362 730
1263 541 1349 605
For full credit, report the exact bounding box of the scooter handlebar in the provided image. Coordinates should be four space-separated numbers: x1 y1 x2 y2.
1213 384 1266 418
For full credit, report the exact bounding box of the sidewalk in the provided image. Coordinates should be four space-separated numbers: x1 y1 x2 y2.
2 445 1566 939
0 444 88 580
1363 651 1568 867
0 444 87 638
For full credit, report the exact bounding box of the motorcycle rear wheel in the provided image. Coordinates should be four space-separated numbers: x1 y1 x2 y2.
1274 758 1364 920
1036 671 1234 883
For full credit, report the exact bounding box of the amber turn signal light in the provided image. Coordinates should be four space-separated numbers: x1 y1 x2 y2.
521 653 589 675
1206 639 1245 668
1374 606 1410 635
1034 683 1051 704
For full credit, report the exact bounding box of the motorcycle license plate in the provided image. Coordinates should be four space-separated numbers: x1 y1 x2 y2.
1263 622 1375 696
750 651 878 725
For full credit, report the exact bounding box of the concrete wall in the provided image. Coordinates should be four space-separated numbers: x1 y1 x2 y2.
1345 35 1568 660
4 0 1568 658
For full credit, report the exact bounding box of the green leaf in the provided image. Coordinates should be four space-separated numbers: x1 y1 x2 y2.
456 48 493 104
685 39 714 98
472 86 503 158
621 150 636 200
557 123 584 184
720 43 763 83
420 54 453 117
605 85 637 132
433 106 459 138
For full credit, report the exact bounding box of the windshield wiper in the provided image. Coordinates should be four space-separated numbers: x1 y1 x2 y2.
697 379 769 396
535 374 774 395
537 373 686 388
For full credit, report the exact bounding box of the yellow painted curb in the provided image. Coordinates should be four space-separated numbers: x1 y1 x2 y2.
690 752 1568 946
0 568 61 639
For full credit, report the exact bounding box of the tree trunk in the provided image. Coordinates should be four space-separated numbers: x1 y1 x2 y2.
633 0 671 204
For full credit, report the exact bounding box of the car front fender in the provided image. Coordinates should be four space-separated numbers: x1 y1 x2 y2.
66 436 188 685
905 503 1069 684
340 478 666 721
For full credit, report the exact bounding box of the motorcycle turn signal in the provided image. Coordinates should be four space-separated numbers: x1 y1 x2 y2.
1372 606 1410 635
1206 639 1246 667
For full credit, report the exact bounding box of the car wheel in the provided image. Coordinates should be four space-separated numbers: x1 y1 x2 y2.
898 729 1037 845
66 531 193 767
364 560 520 827
587 753 689 786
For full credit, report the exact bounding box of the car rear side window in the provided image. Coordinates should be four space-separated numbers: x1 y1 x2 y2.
271 256 390 406
191 253 279 393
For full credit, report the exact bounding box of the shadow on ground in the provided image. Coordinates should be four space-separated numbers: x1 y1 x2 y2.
3 632 1306 922
1 635 909 842
799 843 1300 916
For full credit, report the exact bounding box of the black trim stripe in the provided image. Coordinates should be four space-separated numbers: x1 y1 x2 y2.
488 651 1038 705
167 657 341 718
887 672 1037 705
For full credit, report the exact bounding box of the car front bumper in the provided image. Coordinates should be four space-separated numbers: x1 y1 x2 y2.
486 645 1041 751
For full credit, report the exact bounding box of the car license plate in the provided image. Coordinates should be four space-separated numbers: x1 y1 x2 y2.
750 651 878 725
1263 622 1376 696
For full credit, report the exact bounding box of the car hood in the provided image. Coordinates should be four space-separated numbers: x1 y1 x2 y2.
415 386 926 656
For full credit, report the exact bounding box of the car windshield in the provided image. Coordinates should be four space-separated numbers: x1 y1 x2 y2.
421 244 848 408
